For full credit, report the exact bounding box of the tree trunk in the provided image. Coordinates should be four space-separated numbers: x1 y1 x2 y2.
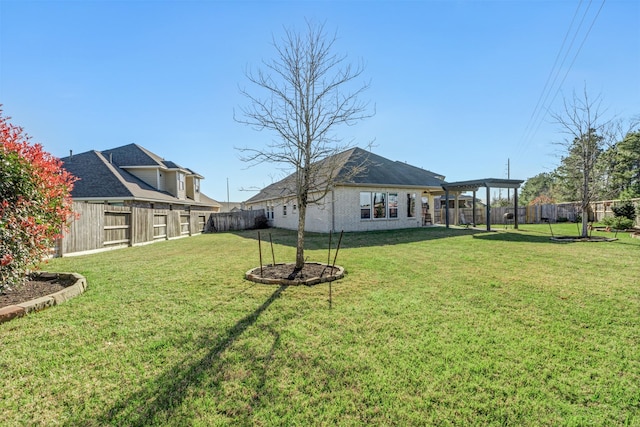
581 206 589 238
295 202 306 269
581 162 590 238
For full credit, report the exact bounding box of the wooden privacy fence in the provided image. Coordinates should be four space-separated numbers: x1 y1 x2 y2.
205 209 266 233
520 199 639 226
56 202 210 256
435 198 639 227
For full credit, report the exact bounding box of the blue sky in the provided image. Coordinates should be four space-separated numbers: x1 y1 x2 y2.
1 0 639 203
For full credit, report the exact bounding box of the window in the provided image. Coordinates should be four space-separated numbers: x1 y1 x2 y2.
283 205 287 216
293 204 297 213
407 193 416 218
373 192 386 218
195 178 200 193
360 192 371 219
389 193 398 218
178 173 185 191
360 191 399 220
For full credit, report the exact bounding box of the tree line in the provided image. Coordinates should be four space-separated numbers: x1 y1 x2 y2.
520 128 640 206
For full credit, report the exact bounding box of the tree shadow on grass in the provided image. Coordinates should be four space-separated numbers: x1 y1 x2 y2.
472 230 559 244
91 284 287 426
231 226 486 250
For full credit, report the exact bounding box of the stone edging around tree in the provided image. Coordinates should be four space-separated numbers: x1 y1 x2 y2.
0 272 87 324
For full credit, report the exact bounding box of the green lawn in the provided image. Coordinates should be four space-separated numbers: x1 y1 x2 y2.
1 224 639 426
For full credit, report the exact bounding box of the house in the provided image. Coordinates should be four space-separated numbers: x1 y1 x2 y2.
219 202 244 213
61 143 221 211
244 147 448 233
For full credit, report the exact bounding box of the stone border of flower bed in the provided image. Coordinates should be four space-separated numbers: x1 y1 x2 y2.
0 272 87 324
245 262 345 286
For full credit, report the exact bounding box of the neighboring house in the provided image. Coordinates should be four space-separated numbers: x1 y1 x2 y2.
61 143 221 211
244 147 448 233
219 202 244 213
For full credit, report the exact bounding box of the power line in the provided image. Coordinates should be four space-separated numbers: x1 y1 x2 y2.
522 0 594 147
516 0 606 159
520 0 585 144
545 0 607 115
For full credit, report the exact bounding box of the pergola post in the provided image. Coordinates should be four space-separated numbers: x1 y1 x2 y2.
454 193 460 225
445 190 450 228
514 188 519 229
472 190 477 226
486 186 491 231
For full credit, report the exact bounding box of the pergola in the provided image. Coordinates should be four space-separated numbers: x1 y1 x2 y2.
441 178 524 231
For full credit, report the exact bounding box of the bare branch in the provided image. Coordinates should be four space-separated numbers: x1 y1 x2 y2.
234 20 373 268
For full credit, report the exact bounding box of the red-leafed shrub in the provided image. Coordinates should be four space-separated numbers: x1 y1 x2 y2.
1 108 77 291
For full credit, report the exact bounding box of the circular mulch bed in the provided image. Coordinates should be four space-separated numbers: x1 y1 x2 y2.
245 262 344 286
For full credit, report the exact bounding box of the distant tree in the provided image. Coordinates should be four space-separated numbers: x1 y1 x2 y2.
0 109 77 290
608 130 640 199
528 194 555 206
519 172 556 206
236 21 372 270
490 196 512 208
551 89 613 237
553 129 606 204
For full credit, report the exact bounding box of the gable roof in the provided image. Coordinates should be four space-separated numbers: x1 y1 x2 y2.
246 147 447 203
60 145 219 208
100 143 203 176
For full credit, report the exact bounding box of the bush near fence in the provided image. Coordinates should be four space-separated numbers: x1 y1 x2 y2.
56 202 211 256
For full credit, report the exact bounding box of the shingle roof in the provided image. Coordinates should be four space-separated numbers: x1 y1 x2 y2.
101 143 162 167
245 147 447 203
337 148 445 186
61 145 219 207
99 143 203 175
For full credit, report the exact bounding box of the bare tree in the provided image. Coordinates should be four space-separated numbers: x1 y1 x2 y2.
236 21 373 269
551 88 613 237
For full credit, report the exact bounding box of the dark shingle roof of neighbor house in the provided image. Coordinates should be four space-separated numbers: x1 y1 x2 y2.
100 143 201 172
60 145 219 207
246 147 447 203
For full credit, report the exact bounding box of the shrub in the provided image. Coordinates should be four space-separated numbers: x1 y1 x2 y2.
1 109 77 291
611 201 637 221
601 216 634 230
253 214 269 229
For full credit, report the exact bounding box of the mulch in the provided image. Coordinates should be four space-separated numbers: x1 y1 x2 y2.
255 263 339 280
0 275 76 309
